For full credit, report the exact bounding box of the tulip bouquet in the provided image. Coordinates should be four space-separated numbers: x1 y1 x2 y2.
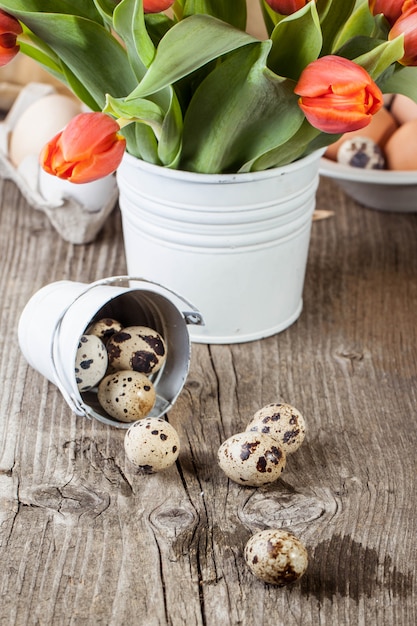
1 0 417 182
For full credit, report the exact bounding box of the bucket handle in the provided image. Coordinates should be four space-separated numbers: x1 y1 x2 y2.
89 275 204 326
49 275 204 417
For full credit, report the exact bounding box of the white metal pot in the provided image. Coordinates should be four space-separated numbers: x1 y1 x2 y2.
117 150 323 344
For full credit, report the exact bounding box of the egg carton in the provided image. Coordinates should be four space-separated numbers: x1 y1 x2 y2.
0 82 119 245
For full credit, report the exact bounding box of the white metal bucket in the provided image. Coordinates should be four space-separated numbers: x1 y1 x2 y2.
18 276 203 428
117 151 323 344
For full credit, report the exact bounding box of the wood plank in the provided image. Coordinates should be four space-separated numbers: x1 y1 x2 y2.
0 175 416 625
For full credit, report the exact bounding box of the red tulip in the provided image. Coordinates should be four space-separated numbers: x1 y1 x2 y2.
402 0 417 10
0 10 22 67
143 0 174 13
368 0 406 25
264 0 307 14
389 6 417 65
40 112 126 184
294 56 383 134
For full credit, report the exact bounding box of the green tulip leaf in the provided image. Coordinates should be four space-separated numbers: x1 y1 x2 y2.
158 88 183 167
104 94 165 135
105 89 182 167
354 36 405 79
123 123 160 163
114 0 154 73
127 15 259 100
333 0 375 49
0 0 103 21
245 120 322 172
92 0 118 26
380 66 417 103
268 2 322 80
0 5 137 108
180 42 304 173
182 0 247 30
320 0 357 54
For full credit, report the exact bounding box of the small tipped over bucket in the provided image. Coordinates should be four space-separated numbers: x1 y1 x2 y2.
18 276 203 428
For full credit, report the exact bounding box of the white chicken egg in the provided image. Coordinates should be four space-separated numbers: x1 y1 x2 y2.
97 370 156 422
75 334 108 392
244 529 308 586
124 417 180 473
9 93 82 167
106 325 167 375
246 403 306 454
217 431 286 487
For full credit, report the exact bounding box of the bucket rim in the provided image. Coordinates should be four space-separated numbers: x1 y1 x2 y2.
118 149 326 185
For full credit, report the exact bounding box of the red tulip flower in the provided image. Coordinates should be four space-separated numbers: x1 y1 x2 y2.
389 6 417 65
40 112 126 184
402 0 417 10
143 0 174 13
0 10 22 67
368 0 406 25
294 56 383 134
264 0 307 14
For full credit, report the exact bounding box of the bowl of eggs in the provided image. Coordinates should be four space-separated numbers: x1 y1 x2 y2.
319 94 417 212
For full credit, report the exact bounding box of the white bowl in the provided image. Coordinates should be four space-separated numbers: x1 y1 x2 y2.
319 157 417 212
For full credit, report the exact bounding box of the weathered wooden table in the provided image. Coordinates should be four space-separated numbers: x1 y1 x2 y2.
0 173 416 625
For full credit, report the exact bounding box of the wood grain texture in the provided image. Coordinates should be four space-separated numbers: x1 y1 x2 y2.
0 174 416 626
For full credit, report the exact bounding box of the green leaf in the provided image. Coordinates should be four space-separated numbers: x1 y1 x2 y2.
0 0 103 22
157 88 183 166
182 0 247 30
354 36 405 80
180 42 305 173
93 0 118 27
145 13 174 45
127 15 258 100
19 34 101 110
245 120 321 172
122 123 160 163
104 94 165 137
380 66 417 103
260 1 281 36
335 34 385 60
104 88 182 166
319 0 357 55
18 36 63 78
113 0 153 76
268 2 322 80
333 0 375 50
61 65 102 111
1 8 138 108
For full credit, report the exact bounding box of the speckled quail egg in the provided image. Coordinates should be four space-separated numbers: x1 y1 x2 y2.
337 136 385 169
246 403 306 454
75 334 108 392
106 326 167 375
97 370 156 422
217 431 286 487
124 417 180 472
86 318 123 344
244 529 308 586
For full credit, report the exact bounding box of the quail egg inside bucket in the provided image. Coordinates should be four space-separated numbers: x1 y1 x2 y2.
75 334 108 392
86 317 123 344
97 370 156 423
107 326 167 375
